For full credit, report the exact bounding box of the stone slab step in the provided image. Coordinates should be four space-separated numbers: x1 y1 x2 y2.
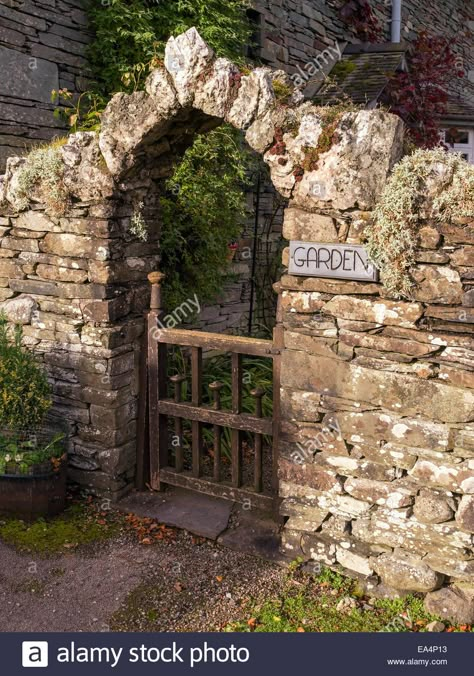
117 487 233 541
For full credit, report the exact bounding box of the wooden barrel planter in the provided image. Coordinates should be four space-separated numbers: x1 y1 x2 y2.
0 429 67 520
0 462 67 520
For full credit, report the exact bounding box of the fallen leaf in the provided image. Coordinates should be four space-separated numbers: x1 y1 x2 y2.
216 576 223 583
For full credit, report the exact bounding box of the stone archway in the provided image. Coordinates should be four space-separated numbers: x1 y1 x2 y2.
0 27 403 498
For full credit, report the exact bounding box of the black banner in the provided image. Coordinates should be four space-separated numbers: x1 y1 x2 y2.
3 631 472 675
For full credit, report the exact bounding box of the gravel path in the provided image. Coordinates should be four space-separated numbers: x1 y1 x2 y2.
0 530 286 632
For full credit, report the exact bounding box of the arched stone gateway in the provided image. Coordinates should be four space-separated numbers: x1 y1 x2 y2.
1 28 474 619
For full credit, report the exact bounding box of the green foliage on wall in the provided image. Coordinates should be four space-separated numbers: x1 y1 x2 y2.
366 148 474 298
86 0 252 95
85 0 257 312
160 126 255 310
0 316 51 431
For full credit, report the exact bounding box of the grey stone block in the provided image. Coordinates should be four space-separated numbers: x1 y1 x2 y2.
0 101 59 126
0 4 47 31
0 45 59 104
31 43 85 68
0 24 26 48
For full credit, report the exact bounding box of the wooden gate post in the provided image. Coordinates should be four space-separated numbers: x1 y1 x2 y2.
135 317 149 490
147 271 169 490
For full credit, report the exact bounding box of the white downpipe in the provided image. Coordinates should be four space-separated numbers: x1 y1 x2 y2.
391 0 402 43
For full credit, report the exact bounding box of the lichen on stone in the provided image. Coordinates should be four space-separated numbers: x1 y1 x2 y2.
366 148 474 298
293 102 360 180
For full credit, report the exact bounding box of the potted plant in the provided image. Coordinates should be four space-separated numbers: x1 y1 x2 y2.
0 314 67 519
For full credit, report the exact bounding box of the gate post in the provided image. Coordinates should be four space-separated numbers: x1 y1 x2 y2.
147 271 169 490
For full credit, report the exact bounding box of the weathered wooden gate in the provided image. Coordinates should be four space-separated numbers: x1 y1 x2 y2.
136 272 282 513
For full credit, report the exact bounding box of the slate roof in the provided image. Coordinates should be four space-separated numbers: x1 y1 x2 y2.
307 43 407 107
307 43 474 125
444 96 474 125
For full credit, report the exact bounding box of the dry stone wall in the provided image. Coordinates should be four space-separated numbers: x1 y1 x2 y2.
0 27 403 497
278 200 474 622
1 28 473 618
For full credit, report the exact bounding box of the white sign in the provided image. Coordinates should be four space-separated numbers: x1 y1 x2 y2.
289 241 378 282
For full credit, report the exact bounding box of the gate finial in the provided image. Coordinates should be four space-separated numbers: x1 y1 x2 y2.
148 271 165 311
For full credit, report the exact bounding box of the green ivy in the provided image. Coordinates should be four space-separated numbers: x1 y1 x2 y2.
86 0 253 95
84 0 257 311
160 126 255 309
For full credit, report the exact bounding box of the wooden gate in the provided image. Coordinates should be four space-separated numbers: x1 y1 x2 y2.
136 272 282 513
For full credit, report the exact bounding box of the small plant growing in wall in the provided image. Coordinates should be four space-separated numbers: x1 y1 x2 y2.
366 148 474 298
52 88 105 133
16 139 69 216
130 201 149 242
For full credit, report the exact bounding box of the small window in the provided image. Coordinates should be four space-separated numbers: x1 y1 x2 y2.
445 128 469 145
442 128 474 164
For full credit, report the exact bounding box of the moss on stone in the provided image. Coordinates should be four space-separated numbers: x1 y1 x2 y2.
297 103 360 175
0 504 118 556
330 60 357 82
272 79 293 103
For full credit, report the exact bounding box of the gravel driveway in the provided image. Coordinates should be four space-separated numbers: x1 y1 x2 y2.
0 530 286 632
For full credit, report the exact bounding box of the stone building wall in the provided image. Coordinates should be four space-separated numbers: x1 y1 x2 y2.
0 0 91 171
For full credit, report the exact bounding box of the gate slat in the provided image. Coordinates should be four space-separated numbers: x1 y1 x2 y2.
231 353 243 488
156 400 272 435
191 347 203 478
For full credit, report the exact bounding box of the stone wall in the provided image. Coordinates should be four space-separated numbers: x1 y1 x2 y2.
277 186 474 620
0 182 151 497
0 28 403 496
0 0 91 170
1 28 473 618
